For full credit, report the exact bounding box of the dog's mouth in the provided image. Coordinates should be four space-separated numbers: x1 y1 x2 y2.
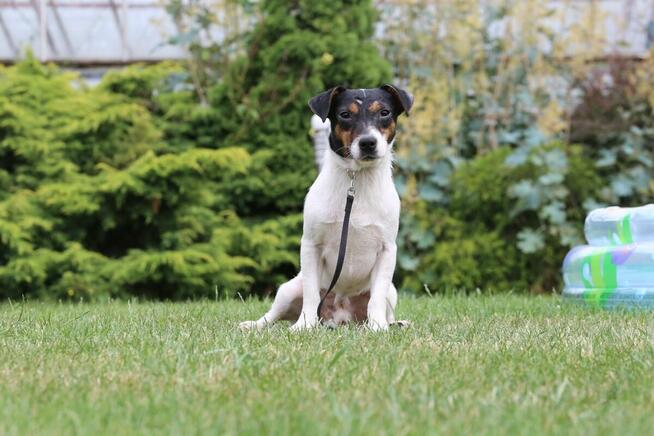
360 154 378 161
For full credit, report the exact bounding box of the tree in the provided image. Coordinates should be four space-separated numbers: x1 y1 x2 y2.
208 0 393 213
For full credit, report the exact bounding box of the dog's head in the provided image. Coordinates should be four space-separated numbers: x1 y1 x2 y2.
309 85 413 165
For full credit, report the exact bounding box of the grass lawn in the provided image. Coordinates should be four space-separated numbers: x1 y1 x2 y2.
1 295 653 435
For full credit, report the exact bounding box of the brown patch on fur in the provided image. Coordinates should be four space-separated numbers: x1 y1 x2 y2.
368 101 383 112
278 290 371 324
348 102 359 114
318 291 370 324
334 124 353 155
280 296 303 321
380 119 396 141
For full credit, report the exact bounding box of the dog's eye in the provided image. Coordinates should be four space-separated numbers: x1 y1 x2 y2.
339 111 351 119
380 109 391 117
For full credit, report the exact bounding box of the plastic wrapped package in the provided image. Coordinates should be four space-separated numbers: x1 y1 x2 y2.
562 205 654 308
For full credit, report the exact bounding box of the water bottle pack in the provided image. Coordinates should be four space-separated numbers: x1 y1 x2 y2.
562 205 654 308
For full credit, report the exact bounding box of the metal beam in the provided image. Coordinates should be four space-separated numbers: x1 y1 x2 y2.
0 57 186 66
121 0 128 62
0 1 159 8
30 0 59 60
108 0 131 62
50 0 75 57
38 0 46 60
0 12 18 57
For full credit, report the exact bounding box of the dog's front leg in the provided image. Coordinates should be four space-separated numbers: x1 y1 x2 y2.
368 242 397 331
290 238 321 331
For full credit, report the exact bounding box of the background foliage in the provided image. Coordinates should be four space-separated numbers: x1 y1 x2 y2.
377 0 654 292
1 0 653 299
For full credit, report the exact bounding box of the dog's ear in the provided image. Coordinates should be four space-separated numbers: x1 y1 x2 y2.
381 84 414 116
308 86 346 122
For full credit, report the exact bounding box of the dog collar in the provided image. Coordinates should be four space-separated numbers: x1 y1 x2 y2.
347 169 357 196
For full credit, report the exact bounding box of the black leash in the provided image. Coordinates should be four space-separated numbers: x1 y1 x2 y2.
316 171 356 322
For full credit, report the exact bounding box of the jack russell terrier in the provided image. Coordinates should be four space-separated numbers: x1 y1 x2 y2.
239 85 413 331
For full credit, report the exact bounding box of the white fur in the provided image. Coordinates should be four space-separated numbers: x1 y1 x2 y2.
239 127 401 332
350 127 388 162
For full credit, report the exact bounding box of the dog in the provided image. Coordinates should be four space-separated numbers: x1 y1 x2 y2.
239 84 413 331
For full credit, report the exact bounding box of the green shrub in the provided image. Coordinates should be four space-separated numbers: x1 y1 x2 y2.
380 1 654 294
0 0 390 300
0 58 301 300
398 142 603 293
203 0 392 213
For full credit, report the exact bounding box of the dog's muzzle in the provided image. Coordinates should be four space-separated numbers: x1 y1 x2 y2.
358 135 377 160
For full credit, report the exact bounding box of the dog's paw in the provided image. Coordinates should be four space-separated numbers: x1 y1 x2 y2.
366 319 389 332
238 320 264 331
289 318 318 332
391 320 411 329
289 311 319 332
289 322 317 332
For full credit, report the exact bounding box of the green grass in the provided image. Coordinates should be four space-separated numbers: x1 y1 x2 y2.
1 295 654 435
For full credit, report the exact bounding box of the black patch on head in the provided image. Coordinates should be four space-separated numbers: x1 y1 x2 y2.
329 130 350 158
381 84 414 116
309 86 413 158
308 86 346 122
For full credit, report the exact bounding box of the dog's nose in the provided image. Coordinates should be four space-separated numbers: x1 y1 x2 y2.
358 135 377 153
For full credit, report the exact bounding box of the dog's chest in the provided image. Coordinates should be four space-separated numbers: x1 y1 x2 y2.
320 218 384 254
304 164 400 293
316 196 388 247
315 203 389 292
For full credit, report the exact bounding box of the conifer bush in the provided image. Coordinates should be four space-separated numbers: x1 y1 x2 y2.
205 0 392 213
0 59 292 300
0 0 392 300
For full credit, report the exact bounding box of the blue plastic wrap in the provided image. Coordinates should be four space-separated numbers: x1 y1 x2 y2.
562 205 654 309
585 204 654 246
